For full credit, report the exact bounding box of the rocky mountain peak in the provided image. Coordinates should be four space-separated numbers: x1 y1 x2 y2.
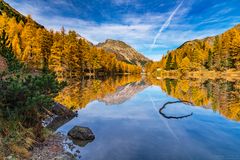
97 39 151 66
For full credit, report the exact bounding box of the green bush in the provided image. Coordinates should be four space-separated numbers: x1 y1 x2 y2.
0 71 65 157
0 29 66 158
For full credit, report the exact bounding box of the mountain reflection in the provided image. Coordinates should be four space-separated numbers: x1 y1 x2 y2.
55 76 240 122
100 80 149 105
55 75 143 109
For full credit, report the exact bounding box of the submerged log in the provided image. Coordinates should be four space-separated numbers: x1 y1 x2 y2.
46 103 77 131
51 103 77 118
159 101 193 119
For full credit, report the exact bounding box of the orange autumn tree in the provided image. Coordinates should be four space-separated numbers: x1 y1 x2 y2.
0 12 142 80
146 24 240 73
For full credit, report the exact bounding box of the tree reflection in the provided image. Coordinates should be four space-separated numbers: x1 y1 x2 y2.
55 75 143 109
147 76 240 121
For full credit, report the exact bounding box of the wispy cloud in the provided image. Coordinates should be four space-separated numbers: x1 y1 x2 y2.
4 0 240 61
150 0 184 49
112 0 133 6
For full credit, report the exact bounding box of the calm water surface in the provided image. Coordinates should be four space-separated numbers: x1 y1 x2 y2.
56 76 240 160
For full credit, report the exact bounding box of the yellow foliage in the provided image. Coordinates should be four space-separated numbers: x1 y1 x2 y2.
147 76 240 121
0 12 142 78
180 57 191 69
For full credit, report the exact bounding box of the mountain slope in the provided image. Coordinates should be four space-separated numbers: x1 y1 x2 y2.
0 0 43 27
148 24 240 72
97 39 150 66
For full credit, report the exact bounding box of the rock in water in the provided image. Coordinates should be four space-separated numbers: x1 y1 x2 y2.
68 126 95 141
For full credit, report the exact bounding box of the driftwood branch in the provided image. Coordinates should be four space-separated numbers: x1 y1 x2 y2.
41 106 54 117
159 101 193 119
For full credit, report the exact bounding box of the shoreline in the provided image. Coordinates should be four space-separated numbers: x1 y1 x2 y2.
30 103 78 160
30 133 74 160
156 70 240 81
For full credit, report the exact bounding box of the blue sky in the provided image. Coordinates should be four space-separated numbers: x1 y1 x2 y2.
5 0 240 60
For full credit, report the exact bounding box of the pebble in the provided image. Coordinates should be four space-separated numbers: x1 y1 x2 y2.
30 133 75 160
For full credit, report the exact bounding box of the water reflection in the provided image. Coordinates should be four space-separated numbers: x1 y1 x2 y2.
56 75 240 160
100 80 149 105
55 75 145 109
147 77 240 121
56 75 240 122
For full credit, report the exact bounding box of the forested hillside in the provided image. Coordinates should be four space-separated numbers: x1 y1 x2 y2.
146 24 240 73
0 2 142 81
0 0 42 27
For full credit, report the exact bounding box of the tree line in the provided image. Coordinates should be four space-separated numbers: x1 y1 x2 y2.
146 24 240 73
0 12 142 80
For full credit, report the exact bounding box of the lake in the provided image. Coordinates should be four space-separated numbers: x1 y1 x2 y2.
56 76 240 160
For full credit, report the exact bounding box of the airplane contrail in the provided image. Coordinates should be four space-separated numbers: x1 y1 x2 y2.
150 1 184 49
148 93 193 160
